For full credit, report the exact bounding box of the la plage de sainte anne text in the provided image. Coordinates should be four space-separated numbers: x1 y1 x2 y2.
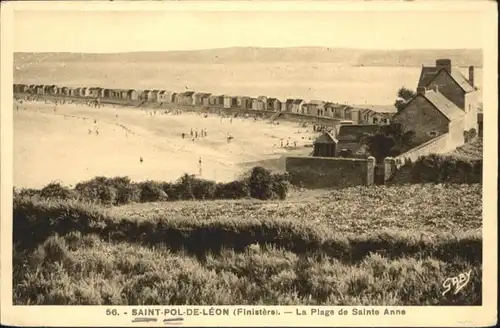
297 308 406 317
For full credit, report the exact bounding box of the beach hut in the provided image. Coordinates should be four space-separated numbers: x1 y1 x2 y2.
128 89 139 101
267 98 281 112
80 87 90 97
292 99 306 114
307 100 326 116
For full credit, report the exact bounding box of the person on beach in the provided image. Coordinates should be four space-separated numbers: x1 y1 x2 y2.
140 157 143 163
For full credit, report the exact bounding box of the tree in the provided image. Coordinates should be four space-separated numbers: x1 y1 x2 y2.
361 122 416 162
394 86 416 112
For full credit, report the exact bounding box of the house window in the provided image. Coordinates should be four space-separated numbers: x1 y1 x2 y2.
373 117 379 124
429 131 438 137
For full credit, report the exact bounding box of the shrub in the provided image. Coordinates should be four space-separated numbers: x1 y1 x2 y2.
214 181 250 199
75 177 118 206
411 154 482 184
107 177 140 205
40 182 75 200
247 166 274 200
136 181 168 202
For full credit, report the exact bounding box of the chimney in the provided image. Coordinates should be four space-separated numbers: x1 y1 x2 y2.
417 86 426 95
436 58 452 74
469 65 475 87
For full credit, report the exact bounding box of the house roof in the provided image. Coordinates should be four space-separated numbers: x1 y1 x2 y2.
314 132 338 144
336 124 380 142
286 99 295 104
268 98 279 102
293 99 304 105
422 90 465 121
183 91 195 96
417 66 476 93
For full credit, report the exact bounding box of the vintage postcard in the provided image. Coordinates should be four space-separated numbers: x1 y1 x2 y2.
1 1 497 326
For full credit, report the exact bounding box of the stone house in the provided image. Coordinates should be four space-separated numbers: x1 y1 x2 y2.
252 98 265 111
126 89 139 101
392 87 466 146
336 124 380 158
417 58 479 131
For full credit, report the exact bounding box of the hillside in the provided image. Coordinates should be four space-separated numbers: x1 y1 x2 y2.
13 183 482 305
14 47 483 67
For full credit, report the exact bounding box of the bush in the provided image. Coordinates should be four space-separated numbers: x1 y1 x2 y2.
75 177 118 206
19 166 290 205
136 181 168 202
247 166 274 200
411 154 482 184
214 181 250 199
40 182 75 200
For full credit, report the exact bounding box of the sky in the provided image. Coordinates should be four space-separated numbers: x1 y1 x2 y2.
13 6 487 53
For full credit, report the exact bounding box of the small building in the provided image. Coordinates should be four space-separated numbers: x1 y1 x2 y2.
257 96 268 110
151 90 160 102
179 91 196 105
45 85 58 95
223 95 237 108
252 98 266 111
80 87 90 97
336 124 380 158
60 87 70 96
357 108 392 125
292 99 306 114
236 96 252 109
267 98 281 112
307 100 326 116
141 90 153 102
35 85 45 94
69 88 79 97
209 95 223 106
284 99 295 112
158 90 172 103
88 87 101 98
171 93 179 104
313 132 339 157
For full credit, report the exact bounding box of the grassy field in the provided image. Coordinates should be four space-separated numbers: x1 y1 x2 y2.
13 183 482 305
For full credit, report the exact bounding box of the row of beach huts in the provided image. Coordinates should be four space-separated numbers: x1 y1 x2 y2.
13 83 393 125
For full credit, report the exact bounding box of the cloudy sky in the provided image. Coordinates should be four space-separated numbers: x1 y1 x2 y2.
12 2 490 53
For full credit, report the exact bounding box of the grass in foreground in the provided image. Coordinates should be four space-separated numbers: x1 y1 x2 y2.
14 234 481 306
13 183 482 305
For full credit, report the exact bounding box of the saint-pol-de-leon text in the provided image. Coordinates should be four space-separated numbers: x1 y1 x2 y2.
297 308 406 317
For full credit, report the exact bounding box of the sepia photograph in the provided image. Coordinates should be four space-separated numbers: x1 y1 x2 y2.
1 1 497 326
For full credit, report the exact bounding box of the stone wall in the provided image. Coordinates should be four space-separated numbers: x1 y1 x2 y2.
285 156 375 189
383 133 453 182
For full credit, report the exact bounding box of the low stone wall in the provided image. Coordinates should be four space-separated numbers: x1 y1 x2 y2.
285 156 375 189
383 133 453 182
